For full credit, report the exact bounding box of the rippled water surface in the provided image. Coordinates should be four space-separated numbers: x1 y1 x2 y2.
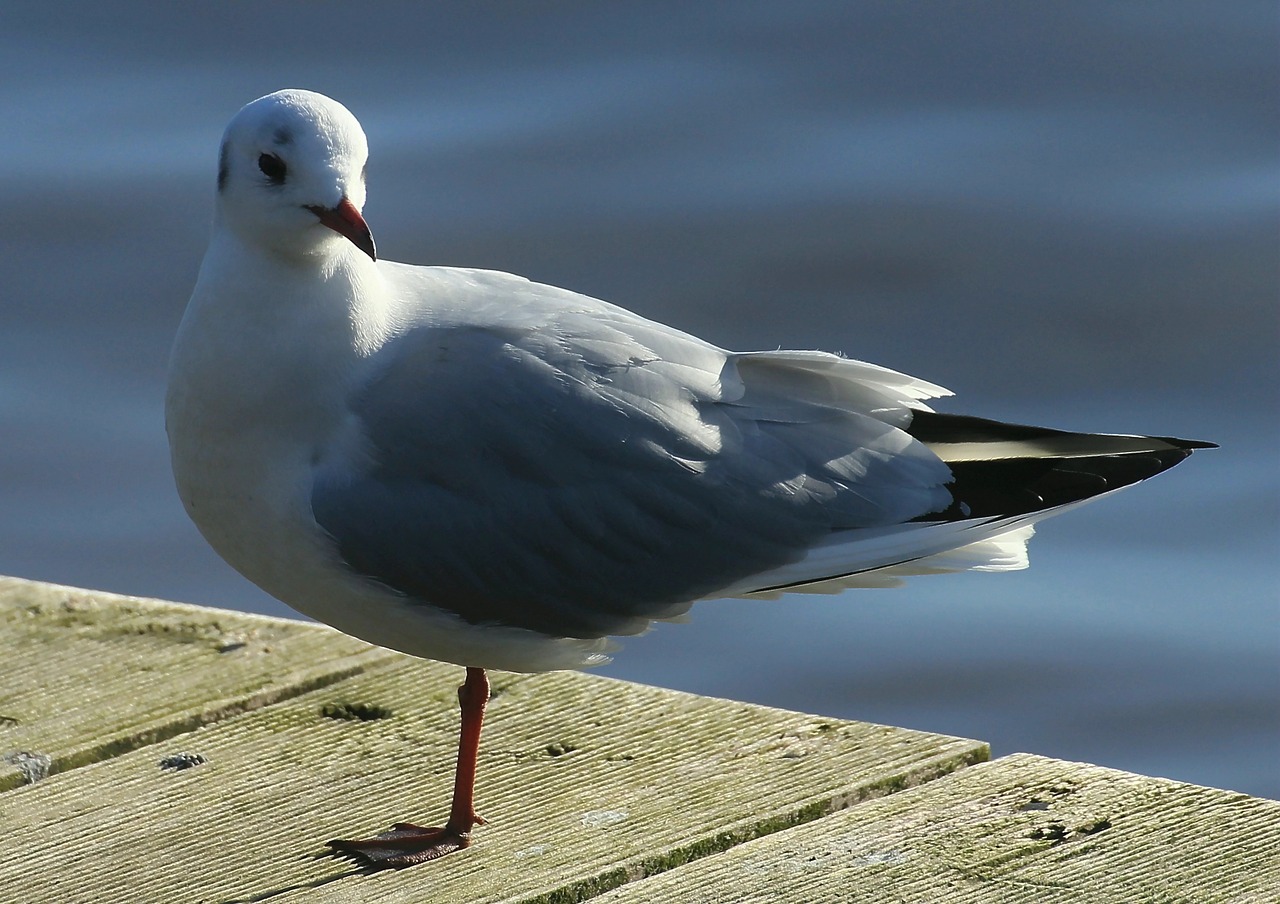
2 3 1276 798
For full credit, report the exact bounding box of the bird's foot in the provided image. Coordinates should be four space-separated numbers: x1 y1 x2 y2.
328 817 484 868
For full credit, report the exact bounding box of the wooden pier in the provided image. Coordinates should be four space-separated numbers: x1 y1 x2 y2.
1 576 1275 903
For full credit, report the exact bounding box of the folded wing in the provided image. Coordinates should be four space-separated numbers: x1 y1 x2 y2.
312 269 1211 640
311 273 959 637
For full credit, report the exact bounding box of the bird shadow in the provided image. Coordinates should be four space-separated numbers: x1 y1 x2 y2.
215 852 384 904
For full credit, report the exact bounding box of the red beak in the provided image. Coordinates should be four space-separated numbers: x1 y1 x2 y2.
306 197 377 261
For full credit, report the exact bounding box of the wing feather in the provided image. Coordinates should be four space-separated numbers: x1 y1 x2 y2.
311 272 954 638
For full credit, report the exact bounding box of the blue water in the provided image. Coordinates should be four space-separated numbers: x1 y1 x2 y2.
1 3 1276 799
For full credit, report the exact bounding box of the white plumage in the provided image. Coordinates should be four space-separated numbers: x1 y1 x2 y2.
165 89 1211 868
167 89 1210 673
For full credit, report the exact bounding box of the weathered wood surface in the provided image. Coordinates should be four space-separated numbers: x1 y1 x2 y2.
0 577 986 904
0 577 392 792
594 752 1280 903
4 577 1275 903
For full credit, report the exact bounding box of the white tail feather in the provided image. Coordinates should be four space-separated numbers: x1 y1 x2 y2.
741 525 1036 598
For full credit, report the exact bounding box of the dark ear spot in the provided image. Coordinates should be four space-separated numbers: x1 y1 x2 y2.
272 126 294 146
217 142 229 192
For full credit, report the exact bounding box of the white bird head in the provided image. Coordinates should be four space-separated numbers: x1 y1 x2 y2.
214 89 376 262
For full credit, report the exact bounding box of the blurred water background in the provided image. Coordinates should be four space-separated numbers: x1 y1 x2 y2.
1 3 1276 798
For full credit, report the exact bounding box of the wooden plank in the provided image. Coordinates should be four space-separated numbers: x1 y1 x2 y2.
0 639 986 903
592 752 1280 903
0 576 393 791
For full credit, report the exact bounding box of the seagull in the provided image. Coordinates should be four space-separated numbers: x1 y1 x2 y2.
166 89 1212 868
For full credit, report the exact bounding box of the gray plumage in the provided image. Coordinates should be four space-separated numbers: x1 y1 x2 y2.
166 90 1211 673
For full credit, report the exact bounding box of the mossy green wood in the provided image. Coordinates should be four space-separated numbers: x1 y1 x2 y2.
592 752 1280 903
0 576 393 791
0 650 986 903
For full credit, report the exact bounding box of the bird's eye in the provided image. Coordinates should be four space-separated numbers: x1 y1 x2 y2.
258 153 287 185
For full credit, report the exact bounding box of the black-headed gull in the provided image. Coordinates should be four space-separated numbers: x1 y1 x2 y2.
165 89 1212 867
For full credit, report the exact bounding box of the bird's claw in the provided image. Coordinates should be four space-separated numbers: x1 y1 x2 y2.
328 822 474 868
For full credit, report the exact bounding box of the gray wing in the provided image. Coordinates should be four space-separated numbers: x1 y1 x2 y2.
312 291 953 639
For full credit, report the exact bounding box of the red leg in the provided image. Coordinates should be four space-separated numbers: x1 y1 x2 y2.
328 667 490 868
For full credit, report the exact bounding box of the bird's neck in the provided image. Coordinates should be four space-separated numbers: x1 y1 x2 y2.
168 229 392 441
166 227 395 580
205 224 391 345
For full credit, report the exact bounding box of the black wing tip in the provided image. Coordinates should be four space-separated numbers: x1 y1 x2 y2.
905 412 1214 523
1156 436 1218 451
906 411 1216 452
